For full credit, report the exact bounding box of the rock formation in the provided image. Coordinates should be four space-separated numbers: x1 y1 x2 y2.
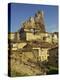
20 11 45 32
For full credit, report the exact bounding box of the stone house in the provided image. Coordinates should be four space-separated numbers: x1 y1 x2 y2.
48 46 58 68
8 32 20 41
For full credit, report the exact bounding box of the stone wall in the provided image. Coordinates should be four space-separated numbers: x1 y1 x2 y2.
48 47 58 67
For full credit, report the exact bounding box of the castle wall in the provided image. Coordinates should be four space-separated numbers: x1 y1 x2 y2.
8 33 15 40
26 32 53 43
26 32 42 41
8 32 20 41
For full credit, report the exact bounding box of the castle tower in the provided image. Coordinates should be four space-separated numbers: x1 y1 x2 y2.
19 11 46 41
34 11 45 32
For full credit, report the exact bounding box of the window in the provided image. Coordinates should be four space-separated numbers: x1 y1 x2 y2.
43 37 46 40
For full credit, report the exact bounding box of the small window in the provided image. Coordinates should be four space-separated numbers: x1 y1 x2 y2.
43 37 46 40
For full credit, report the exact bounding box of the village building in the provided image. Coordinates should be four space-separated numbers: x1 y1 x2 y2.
8 32 20 41
48 46 58 68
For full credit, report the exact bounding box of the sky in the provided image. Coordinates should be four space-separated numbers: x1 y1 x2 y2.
9 3 58 32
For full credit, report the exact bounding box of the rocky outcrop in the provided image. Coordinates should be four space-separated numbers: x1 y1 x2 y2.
9 50 46 76
20 11 45 32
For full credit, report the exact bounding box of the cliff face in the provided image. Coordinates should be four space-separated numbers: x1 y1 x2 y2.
20 11 45 32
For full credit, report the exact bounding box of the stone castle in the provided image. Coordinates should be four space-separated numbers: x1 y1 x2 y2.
9 11 58 44
8 11 58 76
